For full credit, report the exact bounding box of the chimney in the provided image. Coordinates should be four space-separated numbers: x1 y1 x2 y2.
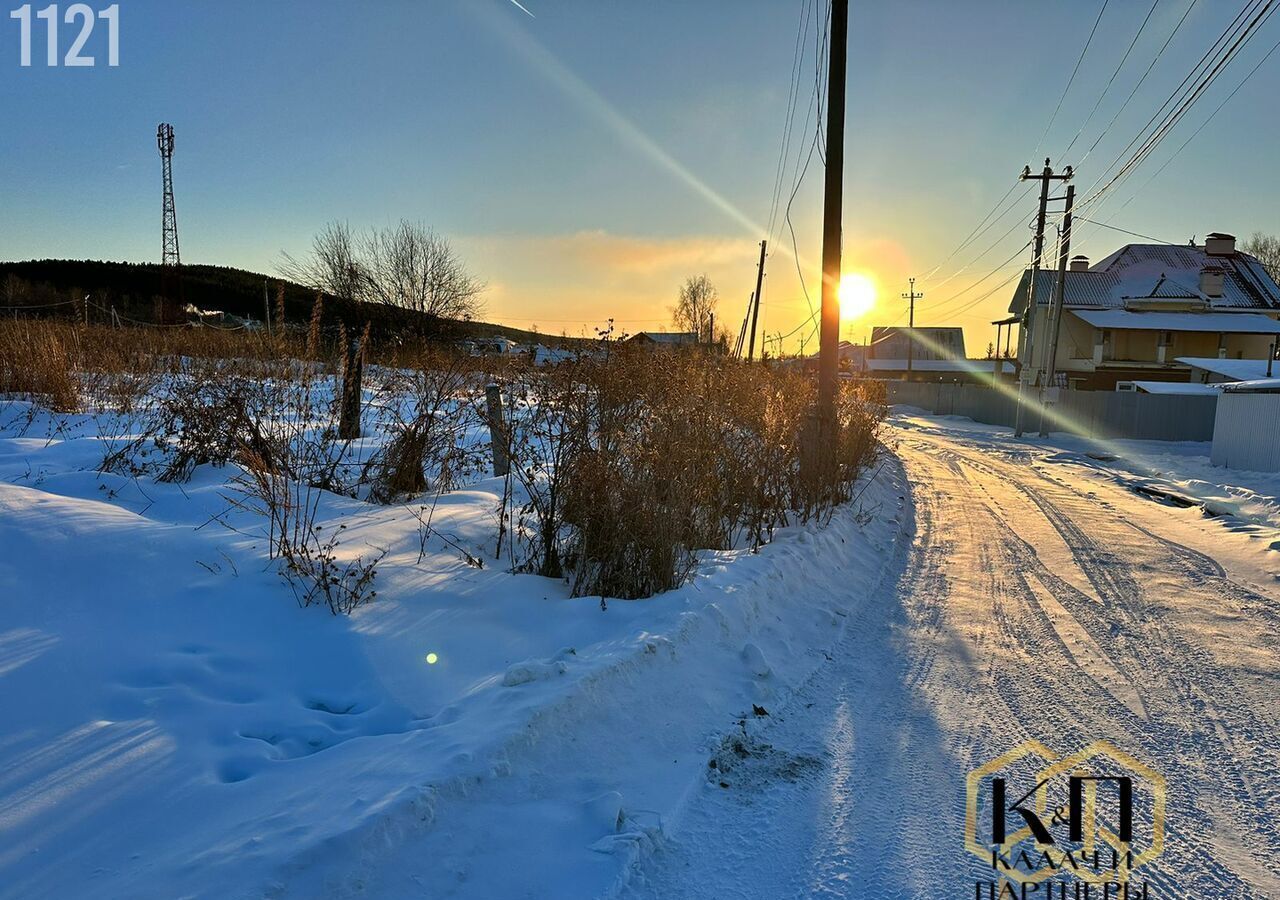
1201 264 1225 298
1070 255 1090 272
1205 232 1236 256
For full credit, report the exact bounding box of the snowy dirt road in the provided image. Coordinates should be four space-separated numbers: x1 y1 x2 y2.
620 421 1280 899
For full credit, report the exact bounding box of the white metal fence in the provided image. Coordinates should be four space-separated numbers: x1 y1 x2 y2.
885 381 1219 443
1210 393 1280 471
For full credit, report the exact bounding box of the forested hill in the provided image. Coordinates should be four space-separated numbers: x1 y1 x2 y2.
0 259 573 346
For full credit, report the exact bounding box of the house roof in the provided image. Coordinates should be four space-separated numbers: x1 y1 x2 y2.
628 331 699 344
1072 310 1280 333
1008 242 1280 312
1223 378 1280 394
1174 356 1276 380
1128 381 1221 395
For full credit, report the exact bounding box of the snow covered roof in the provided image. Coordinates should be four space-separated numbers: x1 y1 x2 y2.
865 358 1015 374
1127 381 1221 395
1008 242 1280 312
1071 310 1280 334
628 331 700 345
1174 356 1276 380
1222 378 1280 394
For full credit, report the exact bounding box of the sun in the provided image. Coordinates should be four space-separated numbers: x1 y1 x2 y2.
838 272 877 321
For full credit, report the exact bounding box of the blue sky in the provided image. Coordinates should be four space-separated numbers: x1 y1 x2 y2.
2 0 1279 352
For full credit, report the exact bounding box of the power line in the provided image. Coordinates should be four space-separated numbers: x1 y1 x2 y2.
1031 0 1112 158
926 204 1036 293
1060 0 1162 159
1072 217 1175 244
923 240 1034 319
765 0 816 243
1081 0 1201 164
1075 26 1280 240
1079 0 1277 212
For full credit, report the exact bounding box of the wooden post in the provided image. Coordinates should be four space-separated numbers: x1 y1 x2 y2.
337 324 367 440
486 384 509 477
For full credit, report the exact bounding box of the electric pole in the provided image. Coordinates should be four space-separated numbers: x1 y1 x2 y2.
816 0 848 427
747 240 767 361
901 277 924 380
1039 183 1075 436
735 294 751 357
1013 158 1072 437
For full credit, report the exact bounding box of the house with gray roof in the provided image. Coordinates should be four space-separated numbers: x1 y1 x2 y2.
1008 232 1280 390
625 331 703 351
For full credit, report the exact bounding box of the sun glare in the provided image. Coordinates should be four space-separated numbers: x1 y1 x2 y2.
838 272 877 321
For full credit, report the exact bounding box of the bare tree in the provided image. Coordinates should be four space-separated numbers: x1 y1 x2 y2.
1243 232 1280 280
360 221 484 319
672 274 719 341
280 220 483 320
279 222 365 302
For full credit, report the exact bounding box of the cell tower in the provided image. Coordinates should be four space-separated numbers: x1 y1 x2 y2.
157 122 181 323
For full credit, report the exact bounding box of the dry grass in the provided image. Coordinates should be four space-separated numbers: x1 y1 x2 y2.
1 318 887 605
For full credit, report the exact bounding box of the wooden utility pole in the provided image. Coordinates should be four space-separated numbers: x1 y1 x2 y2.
1039 183 1075 436
816 0 848 425
1013 159 1071 437
264 280 272 335
747 240 767 361
735 295 751 357
901 278 924 379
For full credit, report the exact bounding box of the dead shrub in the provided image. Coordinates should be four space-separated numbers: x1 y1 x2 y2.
363 348 479 504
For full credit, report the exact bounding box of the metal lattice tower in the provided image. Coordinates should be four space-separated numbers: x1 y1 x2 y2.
156 123 181 323
157 123 180 268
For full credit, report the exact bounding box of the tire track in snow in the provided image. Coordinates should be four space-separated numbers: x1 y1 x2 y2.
624 428 1280 899
913 430 1280 897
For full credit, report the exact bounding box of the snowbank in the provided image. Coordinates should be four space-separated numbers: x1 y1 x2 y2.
0 401 910 898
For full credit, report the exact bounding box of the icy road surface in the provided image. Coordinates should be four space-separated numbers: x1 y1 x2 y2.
621 420 1280 899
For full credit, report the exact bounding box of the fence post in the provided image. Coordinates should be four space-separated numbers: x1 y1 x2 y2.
486 384 510 477
337 325 367 441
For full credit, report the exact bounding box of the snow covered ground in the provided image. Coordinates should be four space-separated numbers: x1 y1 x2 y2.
617 410 1280 899
7 393 1280 899
0 397 908 899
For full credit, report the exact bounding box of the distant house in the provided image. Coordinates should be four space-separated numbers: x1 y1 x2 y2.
859 324 1006 383
1008 232 1280 391
869 326 966 361
626 331 700 350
